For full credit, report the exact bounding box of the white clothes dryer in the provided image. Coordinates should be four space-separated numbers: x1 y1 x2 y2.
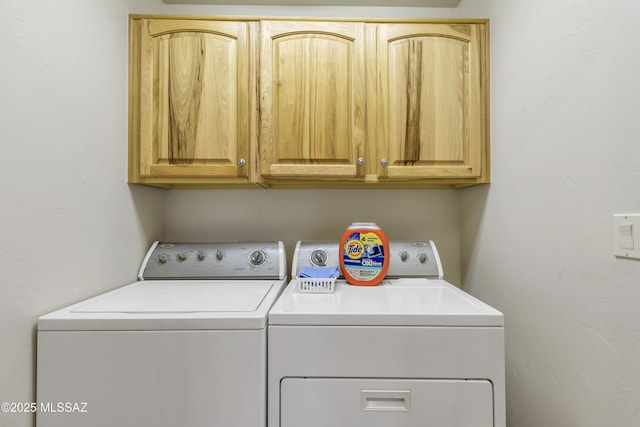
37 241 287 427
268 241 505 427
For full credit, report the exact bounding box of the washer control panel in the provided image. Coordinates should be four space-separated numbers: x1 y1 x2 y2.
293 241 443 279
140 241 286 280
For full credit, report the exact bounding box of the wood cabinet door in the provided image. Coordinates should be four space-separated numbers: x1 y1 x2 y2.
376 22 489 180
130 19 256 182
259 21 366 179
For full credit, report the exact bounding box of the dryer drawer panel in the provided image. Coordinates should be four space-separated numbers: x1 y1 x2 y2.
281 377 493 427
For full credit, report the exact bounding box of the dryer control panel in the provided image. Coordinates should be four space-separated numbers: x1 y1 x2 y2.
140 241 287 280
293 241 443 279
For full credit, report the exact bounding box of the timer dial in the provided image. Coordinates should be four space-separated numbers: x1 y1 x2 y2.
310 250 328 266
249 250 266 266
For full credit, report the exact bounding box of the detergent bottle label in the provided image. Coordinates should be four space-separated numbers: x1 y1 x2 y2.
340 226 389 286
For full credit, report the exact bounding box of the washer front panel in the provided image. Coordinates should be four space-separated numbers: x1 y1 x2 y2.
38 329 266 427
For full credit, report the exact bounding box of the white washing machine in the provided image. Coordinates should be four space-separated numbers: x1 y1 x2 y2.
268 241 505 427
37 241 287 427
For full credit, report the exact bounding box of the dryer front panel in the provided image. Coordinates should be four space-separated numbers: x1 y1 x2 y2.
281 377 493 427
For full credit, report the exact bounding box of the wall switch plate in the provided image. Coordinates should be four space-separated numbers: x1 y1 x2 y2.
613 214 640 259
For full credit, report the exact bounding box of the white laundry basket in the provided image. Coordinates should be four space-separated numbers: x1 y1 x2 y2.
297 277 336 293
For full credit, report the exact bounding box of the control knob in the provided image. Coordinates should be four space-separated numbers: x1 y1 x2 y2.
197 250 207 261
177 252 188 261
418 253 428 263
249 250 266 266
310 250 328 266
399 251 408 262
158 254 169 264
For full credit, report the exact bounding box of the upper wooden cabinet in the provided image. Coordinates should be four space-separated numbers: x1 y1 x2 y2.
259 21 366 181
129 18 258 186
374 22 488 182
128 16 489 188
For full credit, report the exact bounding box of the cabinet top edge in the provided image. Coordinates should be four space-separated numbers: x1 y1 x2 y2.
128 14 489 24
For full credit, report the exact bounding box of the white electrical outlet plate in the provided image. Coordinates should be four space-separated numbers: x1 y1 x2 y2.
613 214 640 259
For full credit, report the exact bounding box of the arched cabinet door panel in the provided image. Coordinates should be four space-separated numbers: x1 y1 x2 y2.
130 18 257 185
376 22 489 181
259 21 366 180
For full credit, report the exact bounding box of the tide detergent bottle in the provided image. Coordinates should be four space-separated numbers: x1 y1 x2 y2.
339 222 389 286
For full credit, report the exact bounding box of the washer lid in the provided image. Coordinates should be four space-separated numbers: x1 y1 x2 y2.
73 280 272 313
268 279 503 327
39 280 286 331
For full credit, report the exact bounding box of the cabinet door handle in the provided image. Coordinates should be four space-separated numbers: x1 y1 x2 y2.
380 159 388 167
357 158 365 166
237 158 246 167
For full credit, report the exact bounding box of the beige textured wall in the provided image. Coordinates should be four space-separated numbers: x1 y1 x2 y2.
457 0 640 425
0 1 165 426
